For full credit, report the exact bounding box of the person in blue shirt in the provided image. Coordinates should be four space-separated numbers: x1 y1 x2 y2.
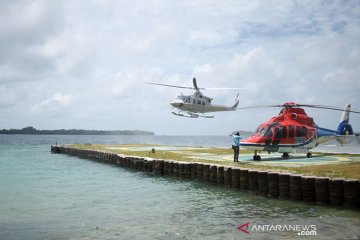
232 132 242 162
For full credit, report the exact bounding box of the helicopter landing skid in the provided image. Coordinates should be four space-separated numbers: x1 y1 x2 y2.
171 112 214 118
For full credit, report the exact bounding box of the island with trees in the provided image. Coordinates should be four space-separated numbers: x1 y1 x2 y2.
0 126 154 135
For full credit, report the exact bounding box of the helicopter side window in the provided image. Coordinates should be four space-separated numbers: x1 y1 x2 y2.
280 126 287 138
202 102 205 106
274 128 281 138
274 126 286 138
289 125 294 138
193 99 196 104
259 127 272 137
296 126 301 137
264 128 273 137
301 126 307 137
197 100 201 104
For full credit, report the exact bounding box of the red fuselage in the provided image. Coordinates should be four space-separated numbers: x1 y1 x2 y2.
240 107 317 153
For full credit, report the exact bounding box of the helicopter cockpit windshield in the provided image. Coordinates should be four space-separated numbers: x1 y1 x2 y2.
255 123 280 137
177 95 191 103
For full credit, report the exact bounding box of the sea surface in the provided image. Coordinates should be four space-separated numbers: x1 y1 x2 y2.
0 134 359 240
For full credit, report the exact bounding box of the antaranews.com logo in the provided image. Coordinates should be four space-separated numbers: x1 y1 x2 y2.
238 222 317 236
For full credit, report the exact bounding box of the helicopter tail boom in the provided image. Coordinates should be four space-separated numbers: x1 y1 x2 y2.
316 103 359 145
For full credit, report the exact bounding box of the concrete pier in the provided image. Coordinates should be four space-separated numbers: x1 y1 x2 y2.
51 145 360 210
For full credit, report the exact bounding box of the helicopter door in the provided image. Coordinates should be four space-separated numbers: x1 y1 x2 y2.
295 126 305 144
272 126 287 145
288 125 294 143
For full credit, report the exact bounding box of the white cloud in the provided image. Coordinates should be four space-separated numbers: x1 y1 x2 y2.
31 93 73 113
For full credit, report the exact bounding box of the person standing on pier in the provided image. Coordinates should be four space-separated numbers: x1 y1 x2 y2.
232 132 242 162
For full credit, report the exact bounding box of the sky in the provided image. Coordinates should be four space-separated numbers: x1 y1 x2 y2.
1 0 359 135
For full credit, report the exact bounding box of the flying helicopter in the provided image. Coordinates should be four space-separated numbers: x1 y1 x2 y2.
236 102 360 160
146 78 242 118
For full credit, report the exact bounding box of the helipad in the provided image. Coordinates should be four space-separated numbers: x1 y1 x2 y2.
186 152 359 167
105 145 360 168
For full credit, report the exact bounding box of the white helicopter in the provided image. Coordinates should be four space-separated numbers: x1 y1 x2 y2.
146 78 241 118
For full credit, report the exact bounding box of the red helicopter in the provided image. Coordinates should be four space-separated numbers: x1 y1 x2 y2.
238 102 360 160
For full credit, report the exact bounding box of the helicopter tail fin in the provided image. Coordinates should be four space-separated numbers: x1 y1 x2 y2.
336 103 354 135
231 93 240 109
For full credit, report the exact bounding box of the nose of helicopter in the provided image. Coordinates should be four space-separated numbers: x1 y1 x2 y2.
170 100 183 108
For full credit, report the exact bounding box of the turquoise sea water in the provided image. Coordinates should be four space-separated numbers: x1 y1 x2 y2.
0 135 359 240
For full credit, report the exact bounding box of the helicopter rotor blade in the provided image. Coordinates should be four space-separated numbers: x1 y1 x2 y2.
146 82 194 90
295 104 360 114
193 78 200 92
147 78 244 91
236 105 283 110
202 87 246 90
236 103 360 114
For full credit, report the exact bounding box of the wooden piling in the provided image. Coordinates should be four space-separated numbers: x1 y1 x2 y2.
173 162 179 177
278 173 290 199
315 177 329 204
178 163 185 179
239 169 249 190
184 163 191 180
191 163 197 180
301 176 316 202
51 145 60 153
267 172 279 197
248 170 258 192
224 167 232 188
217 166 224 185
197 164 204 181
153 159 164 176
164 161 170 175
203 164 210 182
209 165 217 184
231 168 240 189
290 174 302 200
329 178 344 206
343 179 360 208
257 171 268 196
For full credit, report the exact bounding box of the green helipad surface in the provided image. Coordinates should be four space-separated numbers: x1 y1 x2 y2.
104 145 360 168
